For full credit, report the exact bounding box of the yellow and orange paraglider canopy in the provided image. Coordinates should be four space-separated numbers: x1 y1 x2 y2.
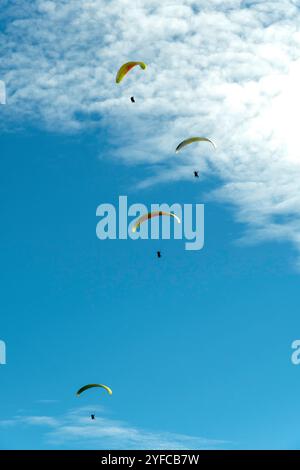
116 62 147 84
132 211 181 233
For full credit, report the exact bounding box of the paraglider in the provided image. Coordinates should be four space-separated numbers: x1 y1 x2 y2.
194 171 199 178
132 211 181 233
175 137 216 153
116 62 147 84
77 384 112 419
157 251 162 258
130 96 135 103
76 384 113 397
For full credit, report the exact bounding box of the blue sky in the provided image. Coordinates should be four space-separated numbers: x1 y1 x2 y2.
1 0 300 450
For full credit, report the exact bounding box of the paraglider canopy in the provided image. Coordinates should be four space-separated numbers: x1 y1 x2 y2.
175 137 216 153
132 211 181 233
116 62 147 84
76 384 113 396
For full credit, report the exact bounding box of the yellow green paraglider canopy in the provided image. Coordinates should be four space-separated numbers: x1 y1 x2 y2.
175 137 216 153
76 384 113 396
116 62 147 84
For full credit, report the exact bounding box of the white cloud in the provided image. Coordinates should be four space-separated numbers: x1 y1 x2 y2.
0 415 59 427
0 407 227 450
20 416 59 427
1 1 300 256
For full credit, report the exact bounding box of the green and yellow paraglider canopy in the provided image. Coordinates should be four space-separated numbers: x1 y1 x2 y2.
175 137 216 153
132 211 181 233
76 384 113 397
116 61 147 84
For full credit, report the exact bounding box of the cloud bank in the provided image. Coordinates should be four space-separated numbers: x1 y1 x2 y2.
1 0 300 256
0 407 226 450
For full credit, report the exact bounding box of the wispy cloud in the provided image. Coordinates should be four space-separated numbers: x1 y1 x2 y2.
0 407 227 450
21 416 59 427
0 415 59 427
1 1 300 257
